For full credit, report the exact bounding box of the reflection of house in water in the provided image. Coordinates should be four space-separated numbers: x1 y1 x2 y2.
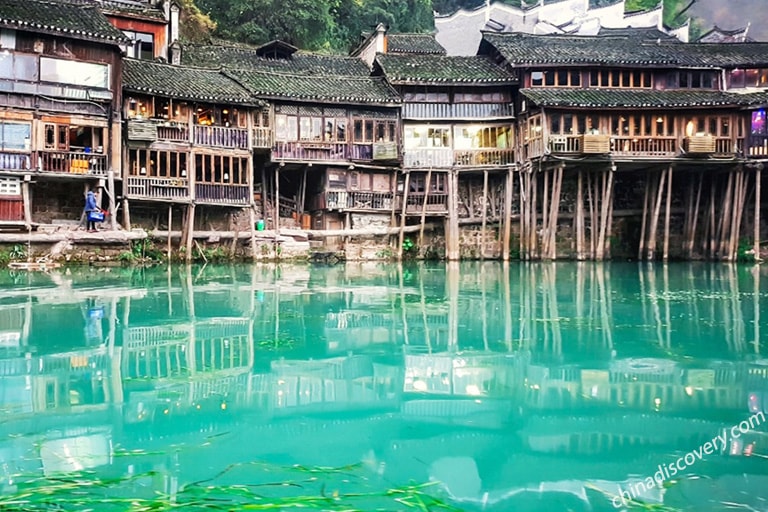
121 317 254 423
524 358 745 413
250 355 401 415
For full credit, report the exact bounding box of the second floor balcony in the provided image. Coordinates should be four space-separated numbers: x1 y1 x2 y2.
125 176 250 206
403 148 515 169
37 151 108 176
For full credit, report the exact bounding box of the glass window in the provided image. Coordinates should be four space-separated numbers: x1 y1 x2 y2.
0 122 31 151
570 70 581 87
545 71 555 86
730 69 745 88
531 71 543 86
40 57 109 88
123 30 155 60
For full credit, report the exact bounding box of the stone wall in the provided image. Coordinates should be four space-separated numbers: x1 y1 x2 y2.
32 181 95 225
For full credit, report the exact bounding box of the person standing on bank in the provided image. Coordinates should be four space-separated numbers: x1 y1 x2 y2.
85 189 98 232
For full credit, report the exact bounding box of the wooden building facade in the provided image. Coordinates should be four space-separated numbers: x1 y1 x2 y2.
0 0 127 229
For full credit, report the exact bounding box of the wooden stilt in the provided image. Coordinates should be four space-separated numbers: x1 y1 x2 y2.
705 182 716 258
418 168 432 256
686 175 703 259
729 167 748 262
502 166 513 262
530 167 538 259
596 165 615 261
481 170 488 260
249 205 257 261
447 170 460 261
576 170 584 261
547 164 563 260
586 172 596 260
261 165 268 221
541 168 550 257
21 177 32 229
167 206 172 261
647 169 666 261
274 167 280 247
185 204 195 262
755 166 762 260
230 211 240 258
107 170 117 230
298 165 308 216
398 172 410 260
638 174 650 261
123 197 131 231
519 170 528 259
662 165 673 261
718 172 734 259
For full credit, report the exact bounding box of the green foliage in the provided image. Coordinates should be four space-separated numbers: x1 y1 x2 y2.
194 244 228 262
9 244 26 261
117 251 135 263
737 238 757 263
196 0 435 52
131 239 164 262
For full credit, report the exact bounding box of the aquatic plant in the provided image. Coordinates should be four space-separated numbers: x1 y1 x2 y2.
0 463 462 512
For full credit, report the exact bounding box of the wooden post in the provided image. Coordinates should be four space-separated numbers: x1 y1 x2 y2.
638 174 650 260
755 165 762 261
541 168 550 257
274 166 280 244
167 206 172 261
447 170 460 261
481 170 488 260
21 176 32 229
529 167 538 259
299 165 308 216
662 165 673 261
647 169 666 261
686 175 703 259
502 166 513 262
185 204 195 262
547 164 563 260
398 171 410 260
261 164 268 221
718 172 735 259
596 165 614 261
576 170 584 261
418 168 432 255
249 205 257 261
107 170 117 230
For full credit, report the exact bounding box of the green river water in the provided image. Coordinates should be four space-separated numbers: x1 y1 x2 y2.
0 262 766 511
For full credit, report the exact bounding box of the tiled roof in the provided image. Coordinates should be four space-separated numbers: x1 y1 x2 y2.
387 34 446 55
63 0 166 20
182 42 370 76
375 54 516 84
123 59 259 105
224 68 400 105
0 0 129 45
520 88 768 108
483 32 768 69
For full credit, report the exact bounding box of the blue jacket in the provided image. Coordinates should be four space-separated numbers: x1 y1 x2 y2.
85 191 98 212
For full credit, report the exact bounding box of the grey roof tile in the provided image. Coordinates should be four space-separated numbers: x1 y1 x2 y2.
376 54 516 84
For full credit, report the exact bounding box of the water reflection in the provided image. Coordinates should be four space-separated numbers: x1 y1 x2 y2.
0 262 766 510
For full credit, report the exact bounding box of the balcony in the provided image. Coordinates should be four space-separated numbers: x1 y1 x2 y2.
548 135 581 154
126 176 190 201
253 127 273 149
402 103 514 120
0 152 31 172
399 192 449 214
273 141 348 162
323 190 394 211
195 183 250 205
403 148 453 168
612 137 677 158
37 151 107 176
453 148 515 167
157 123 190 143
193 125 248 150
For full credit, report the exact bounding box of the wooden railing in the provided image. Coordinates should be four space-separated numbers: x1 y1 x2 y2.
523 138 545 160
37 151 107 175
402 103 514 120
195 183 250 205
193 125 249 149
0 152 31 171
403 148 453 168
273 141 348 161
126 176 189 200
548 135 581 154
325 190 393 211
715 137 738 155
612 137 677 157
453 148 515 167
350 144 373 161
400 192 449 214
157 123 190 143
748 134 768 157
253 127 273 149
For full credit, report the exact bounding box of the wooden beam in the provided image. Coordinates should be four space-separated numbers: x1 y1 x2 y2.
167 206 172 261
249 204 257 261
418 168 432 256
107 170 117 230
755 166 762 261
122 197 131 231
274 166 280 246
576 170 584 261
21 177 32 229
647 169 666 261
185 204 195 262
638 174 649 260
596 165 614 261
